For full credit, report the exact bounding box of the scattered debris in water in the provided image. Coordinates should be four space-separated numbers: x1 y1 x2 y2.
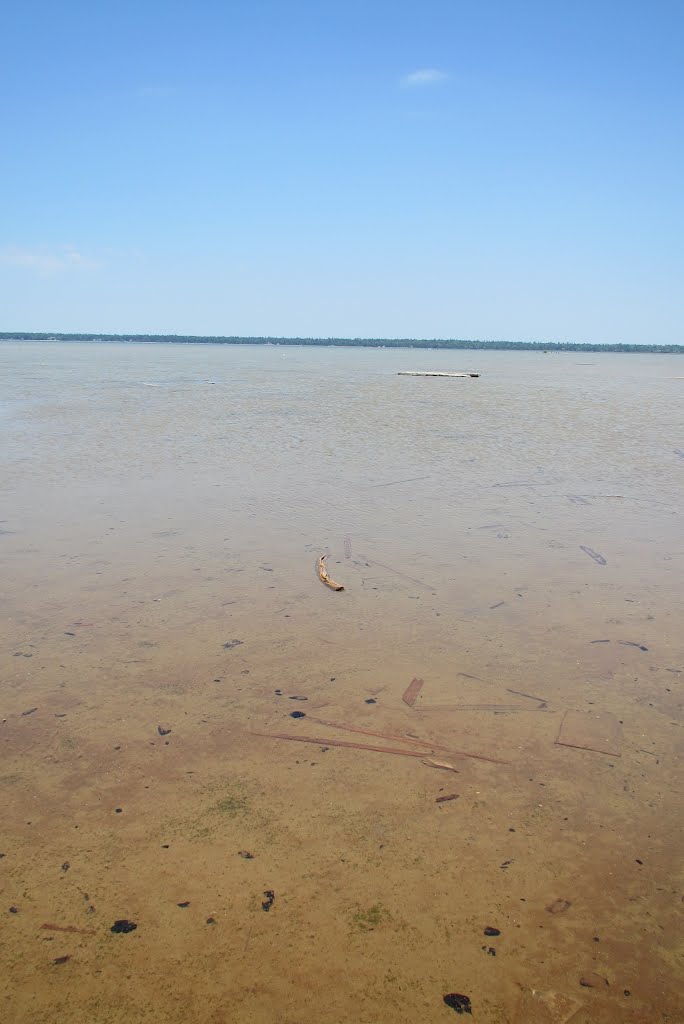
261 890 275 912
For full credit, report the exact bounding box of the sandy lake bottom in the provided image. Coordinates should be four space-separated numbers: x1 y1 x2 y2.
0 342 682 1023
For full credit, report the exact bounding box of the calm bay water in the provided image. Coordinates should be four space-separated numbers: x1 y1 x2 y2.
1 341 682 1023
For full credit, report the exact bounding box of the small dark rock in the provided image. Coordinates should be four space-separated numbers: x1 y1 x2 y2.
9 906 18 914
484 926 501 937
206 917 216 925
110 919 137 933
624 990 631 997
64 632 76 637
288 695 308 701
157 725 172 736
289 711 306 719
274 689 283 695
61 862 70 872
161 844 170 849
580 972 609 989
238 850 254 859
487 947 496 956
364 698 377 704
52 955 70 965
436 793 459 804
21 708 38 717
177 901 190 908
443 993 472 1015
223 640 243 650
261 890 275 912
635 858 643 865
115 808 123 814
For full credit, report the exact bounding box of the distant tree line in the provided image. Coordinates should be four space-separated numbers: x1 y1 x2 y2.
1 332 682 354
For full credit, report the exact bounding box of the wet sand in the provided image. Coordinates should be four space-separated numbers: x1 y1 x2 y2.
1 342 682 1023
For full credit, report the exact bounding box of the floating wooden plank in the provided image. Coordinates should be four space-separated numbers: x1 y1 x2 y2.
398 371 480 378
555 710 622 756
402 677 424 707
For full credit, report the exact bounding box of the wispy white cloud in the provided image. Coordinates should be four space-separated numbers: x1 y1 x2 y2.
0 244 99 276
401 69 450 87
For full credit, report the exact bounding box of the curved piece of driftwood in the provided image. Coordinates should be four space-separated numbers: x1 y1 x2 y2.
317 555 344 591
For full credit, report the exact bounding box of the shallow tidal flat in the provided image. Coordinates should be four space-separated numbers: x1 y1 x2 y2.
0 341 682 1023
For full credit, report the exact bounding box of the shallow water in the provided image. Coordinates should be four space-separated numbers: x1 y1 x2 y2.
1 341 682 1023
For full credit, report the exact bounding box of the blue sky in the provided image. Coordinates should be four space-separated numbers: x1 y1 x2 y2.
1 0 682 343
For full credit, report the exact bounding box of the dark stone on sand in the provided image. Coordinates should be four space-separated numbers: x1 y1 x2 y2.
364 698 377 704
484 926 500 936
261 890 275 912
289 711 306 719
443 993 472 1014
289 695 308 701
238 850 254 859
61 862 70 872
223 640 243 650
157 725 172 736
580 972 609 988
206 917 216 925
115 808 123 814
110 920 137 933
487 947 496 956
9 906 18 914
177 901 190 908
21 708 38 717
52 955 70 965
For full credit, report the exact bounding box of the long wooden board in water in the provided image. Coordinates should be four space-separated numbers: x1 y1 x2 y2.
255 733 435 758
307 715 454 752
257 729 510 765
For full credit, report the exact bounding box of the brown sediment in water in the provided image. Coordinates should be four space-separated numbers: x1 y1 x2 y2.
0 343 682 1024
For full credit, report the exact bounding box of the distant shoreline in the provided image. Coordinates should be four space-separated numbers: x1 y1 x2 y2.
1 333 682 354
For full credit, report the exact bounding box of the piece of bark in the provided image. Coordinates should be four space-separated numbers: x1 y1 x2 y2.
41 923 96 936
402 677 424 707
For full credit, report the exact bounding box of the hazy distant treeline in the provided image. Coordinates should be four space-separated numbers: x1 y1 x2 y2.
1 333 682 354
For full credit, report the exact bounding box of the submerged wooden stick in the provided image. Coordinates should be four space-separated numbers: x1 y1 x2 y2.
317 555 344 591
255 732 434 758
256 731 510 765
307 715 453 752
